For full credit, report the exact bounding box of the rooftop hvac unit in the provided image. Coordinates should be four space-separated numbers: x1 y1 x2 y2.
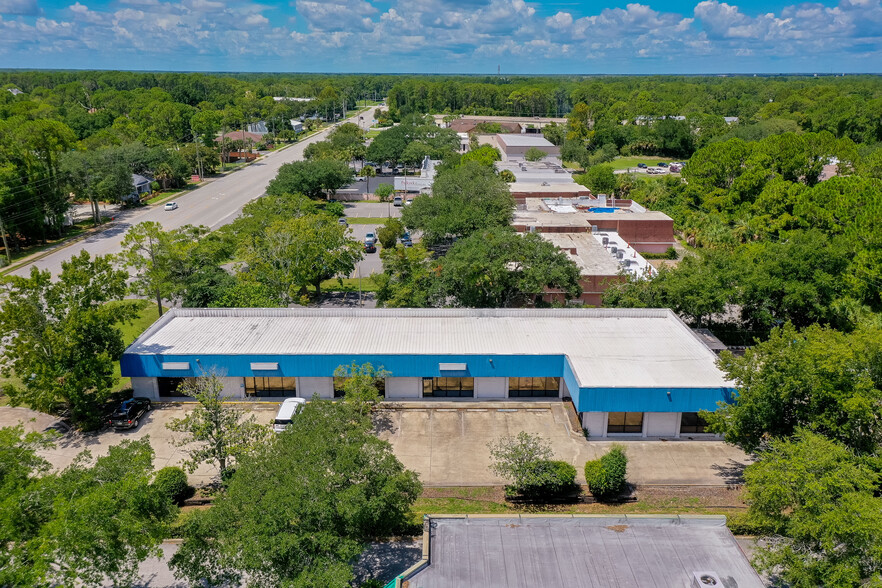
691 572 722 588
616 250 625 259
591 225 598 233
622 258 632 268
609 246 618 254
529 226 537 233
601 236 609 246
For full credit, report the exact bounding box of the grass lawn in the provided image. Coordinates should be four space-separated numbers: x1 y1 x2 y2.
608 155 677 171
410 486 747 527
111 300 165 392
346 217 392 224
320 276 379 293
365 130 382 138
0 218 107 271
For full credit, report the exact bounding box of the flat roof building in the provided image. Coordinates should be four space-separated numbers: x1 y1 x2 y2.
396 515 763 588
122 308 733 439
495 134 560 160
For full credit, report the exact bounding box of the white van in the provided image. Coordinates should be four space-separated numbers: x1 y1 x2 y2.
393 195 403 207
273 398 306 433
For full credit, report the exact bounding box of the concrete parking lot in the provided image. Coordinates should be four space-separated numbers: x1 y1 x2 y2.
0 404 277 487
375 402 752 487
2 402 751 488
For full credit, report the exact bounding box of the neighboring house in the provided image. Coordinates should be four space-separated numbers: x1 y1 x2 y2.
290 120 304 132
6 88 23 96
273 96 315 102
215 130 264 145
126 174 153 202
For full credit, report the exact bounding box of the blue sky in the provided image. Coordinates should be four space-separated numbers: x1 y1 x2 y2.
0 0 880 73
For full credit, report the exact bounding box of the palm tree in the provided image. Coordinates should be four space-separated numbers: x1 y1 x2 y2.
362 165 376 197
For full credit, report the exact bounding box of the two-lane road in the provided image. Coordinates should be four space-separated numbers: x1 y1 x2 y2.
9 107 379 277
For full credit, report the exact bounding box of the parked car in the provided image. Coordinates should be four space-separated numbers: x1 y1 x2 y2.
657 162 669 167
337 217 348 226
273 397 306 433
108 397 151 429
364 241 377 253
364 232 377 245
637 163 647 169
404 198 413 206
164 202 178 211
393 195 403 206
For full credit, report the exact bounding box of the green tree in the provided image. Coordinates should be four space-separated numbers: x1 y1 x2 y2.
460 144 501 168
374 243 438 308
524 147 547 162
499 169 516 182
575 165 617 194
704 323 882 454
744 430 882 586
377 217 404 249
0 430 176 587
118 221 209 317
266 159 354 199
488 432 575 497
166 373 269 479
362 164 376 195
333 362 389 417
240 214 362 302
584 445 628 499
375 182 394 202
401 161 513 245
0 251 137 427
60 149 134 225
169 399 422 587
439 228 582 307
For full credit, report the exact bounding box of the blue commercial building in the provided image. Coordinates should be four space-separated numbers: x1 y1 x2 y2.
121 308 734 439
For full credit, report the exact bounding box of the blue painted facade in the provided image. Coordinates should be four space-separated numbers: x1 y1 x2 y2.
121 351 733 413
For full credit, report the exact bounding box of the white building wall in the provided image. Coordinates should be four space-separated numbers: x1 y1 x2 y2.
132 377 159 400
581 412 607 438
386 377 422 399
220 377 244 399
475 377 506 398
645 412 680 437
297 377 333 399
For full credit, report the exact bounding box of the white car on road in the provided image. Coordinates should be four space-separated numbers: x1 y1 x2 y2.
273 397 306 433
164 202 178 211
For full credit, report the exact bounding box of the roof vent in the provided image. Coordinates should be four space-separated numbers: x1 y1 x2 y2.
691 572 722 588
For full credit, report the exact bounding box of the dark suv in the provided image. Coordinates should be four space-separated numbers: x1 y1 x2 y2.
108 397 151 429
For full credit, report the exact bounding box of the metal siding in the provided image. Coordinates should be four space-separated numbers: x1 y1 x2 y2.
575 387 734 413
121 353 565 379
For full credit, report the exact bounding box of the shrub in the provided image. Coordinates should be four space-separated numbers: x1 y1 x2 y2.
499 169 516 183
510 460 578 499
585 445 628 499
375 183 394 202
153 467 192 505
524 147 547 162
378 218 404 249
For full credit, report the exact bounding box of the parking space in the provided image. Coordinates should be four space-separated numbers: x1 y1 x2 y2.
0 404 277 487
375 402 752 487
2 403 752 489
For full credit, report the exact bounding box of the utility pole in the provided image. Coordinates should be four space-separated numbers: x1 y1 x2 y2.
0 213 11 265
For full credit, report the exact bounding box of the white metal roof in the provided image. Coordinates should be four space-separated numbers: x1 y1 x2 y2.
496 134 556 148
126 308 731 390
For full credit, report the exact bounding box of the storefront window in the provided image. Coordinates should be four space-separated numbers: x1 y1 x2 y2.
423 377 474 397
245 377 297 397
158 377 196 397
508 377 560 398
607 412 644 434
680 412 709 434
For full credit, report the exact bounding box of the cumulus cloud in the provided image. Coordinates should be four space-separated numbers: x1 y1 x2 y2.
0 0 880 70
0 0 38 15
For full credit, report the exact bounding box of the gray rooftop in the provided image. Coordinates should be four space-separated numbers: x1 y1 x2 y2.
496 134 556 148
405 515 764 588
125 308 732 390
540 233 622 276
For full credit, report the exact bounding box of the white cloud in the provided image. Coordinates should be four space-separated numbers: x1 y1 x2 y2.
0 0 879 70
0 0 38 15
